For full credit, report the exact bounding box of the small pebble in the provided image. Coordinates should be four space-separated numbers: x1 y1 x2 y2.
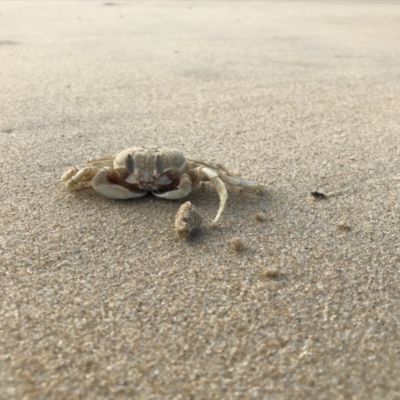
175 201 202 238
311 191 327 200
230 237 244 252
262 268 279 279
253 212 265 222
337 221 351 232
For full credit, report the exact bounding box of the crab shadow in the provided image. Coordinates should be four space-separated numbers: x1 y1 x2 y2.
62 183 275 239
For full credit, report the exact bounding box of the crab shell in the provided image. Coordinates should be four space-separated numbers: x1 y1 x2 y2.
62 146 261 224
106 147 190 194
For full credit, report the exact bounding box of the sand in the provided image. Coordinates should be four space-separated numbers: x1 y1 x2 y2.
1 1 400 399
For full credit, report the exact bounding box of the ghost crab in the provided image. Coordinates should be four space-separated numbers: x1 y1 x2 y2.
61 146 261 224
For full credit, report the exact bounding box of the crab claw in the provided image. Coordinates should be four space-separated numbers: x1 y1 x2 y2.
91 167 147 199
153 174 192 200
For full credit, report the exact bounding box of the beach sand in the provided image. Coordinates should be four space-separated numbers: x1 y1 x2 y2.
1 1 400 398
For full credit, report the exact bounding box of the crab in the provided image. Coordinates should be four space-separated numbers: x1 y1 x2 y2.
61 146 261 224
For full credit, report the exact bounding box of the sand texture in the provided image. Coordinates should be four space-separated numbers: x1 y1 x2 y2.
1 1 400 399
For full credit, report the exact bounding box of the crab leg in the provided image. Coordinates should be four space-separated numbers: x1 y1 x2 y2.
61 167 79 183
195 167 228 225
187 157 260 189
86 155 116 164
218 173 260 189
61 166 102 189
202 167 227 224
186 157 231 174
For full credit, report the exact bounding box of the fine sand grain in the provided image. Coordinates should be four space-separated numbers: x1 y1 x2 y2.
1 1 400 399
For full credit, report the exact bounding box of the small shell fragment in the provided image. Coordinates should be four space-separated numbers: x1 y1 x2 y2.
253 212 265 222
262 268 279 279
311 191 327 200
337 221 351 232
230 237 244 252
175 201 202 238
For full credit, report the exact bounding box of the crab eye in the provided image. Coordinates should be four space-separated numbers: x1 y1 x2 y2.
155 154 165 175
125 154 135 173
